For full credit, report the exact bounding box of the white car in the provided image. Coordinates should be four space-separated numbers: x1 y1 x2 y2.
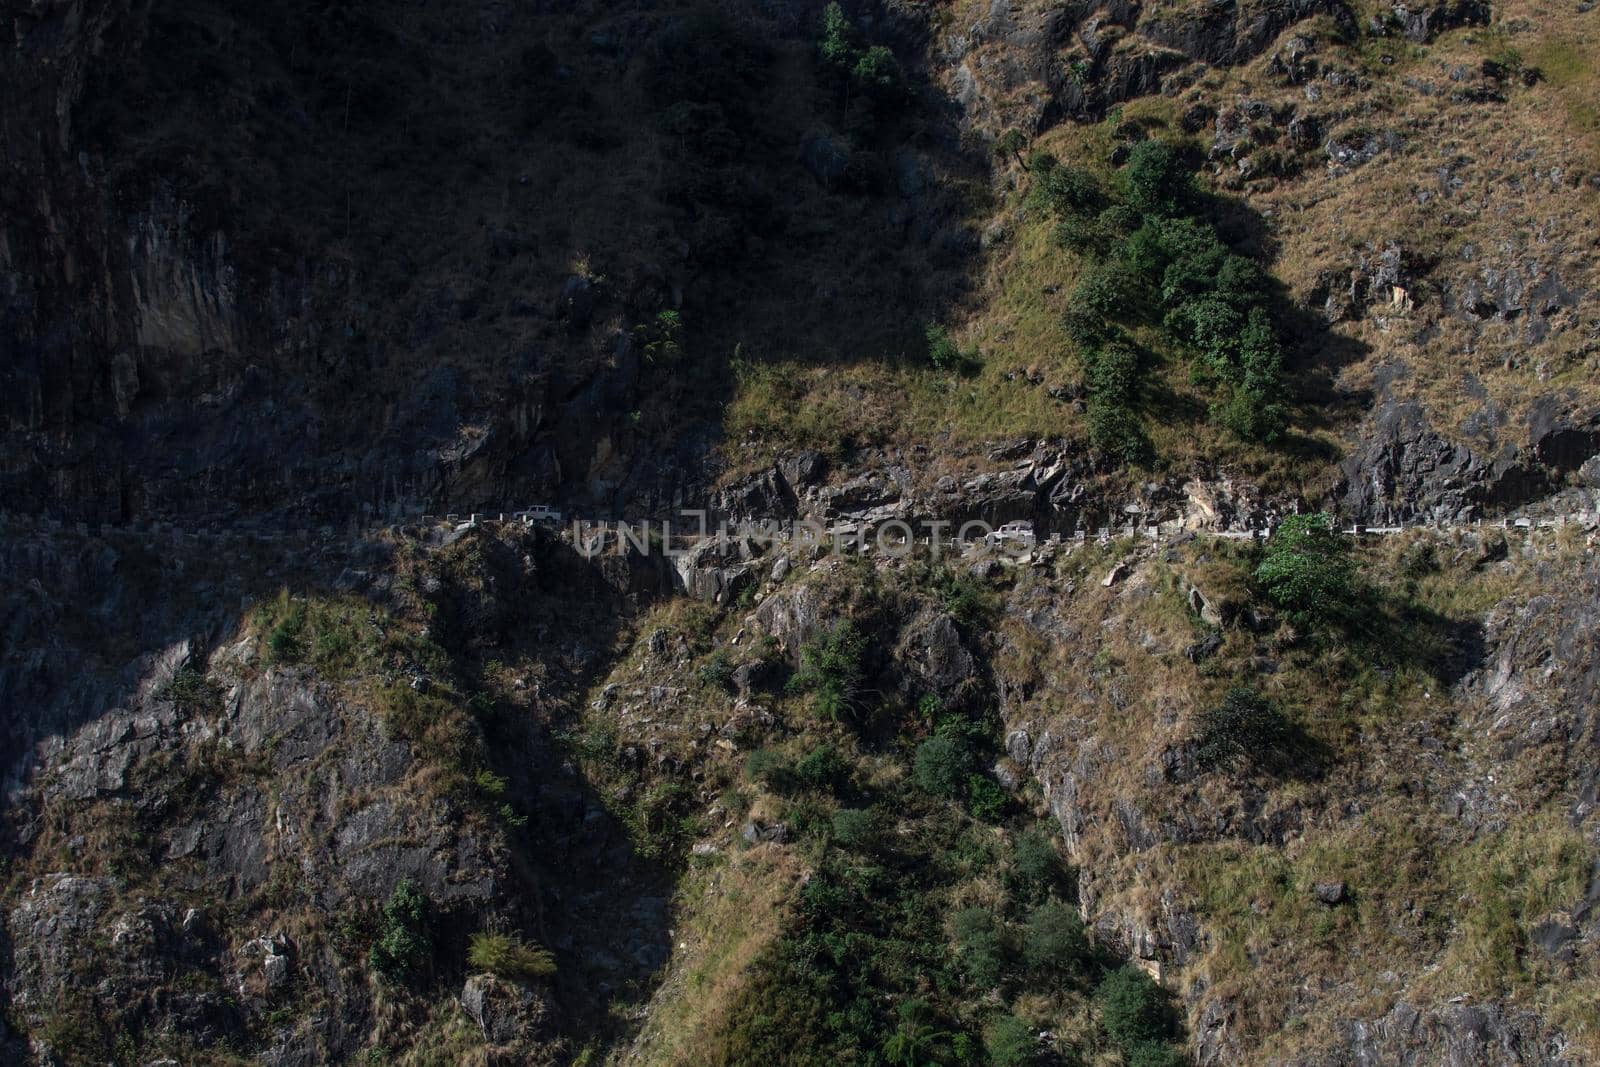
989 521 1036 548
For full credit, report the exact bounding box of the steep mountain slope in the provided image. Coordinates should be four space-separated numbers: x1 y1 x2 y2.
3 0 1600 1064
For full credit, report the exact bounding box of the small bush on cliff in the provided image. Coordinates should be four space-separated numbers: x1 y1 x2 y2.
788 621 868 720
369 879 432 984
925 322 980 373
159 667 222 715
1121 139 1193 216
952 907 1008 988
794 744 849 791
1194 687 1299 775
830 806 879 849
698 647 737 691
1009 827 1065 897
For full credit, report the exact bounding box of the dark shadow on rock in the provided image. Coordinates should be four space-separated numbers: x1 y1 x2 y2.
0 519 676 1060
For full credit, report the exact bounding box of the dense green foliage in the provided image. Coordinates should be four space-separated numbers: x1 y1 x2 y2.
787 621 869 720
984 1015 1038 1067
953 907 1008 988
1097 966 1175 1054
369 879 433 984
818 2 905 114
1009 827 1067 897
1031 139 1291 458
926 322 981 373
698 647 738 691
1255 513 1357 626
913 734 973 798
1020 901 1088 976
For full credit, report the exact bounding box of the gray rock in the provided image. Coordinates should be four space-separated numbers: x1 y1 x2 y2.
461 974 552 1046
741 820 789 845
1314 880 1349 905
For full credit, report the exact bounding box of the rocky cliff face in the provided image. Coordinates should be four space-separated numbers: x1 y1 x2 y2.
5 0 1600 1063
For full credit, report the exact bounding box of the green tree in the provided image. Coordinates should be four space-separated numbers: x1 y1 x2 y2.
1121 139 1193 217
1097 966 1172 1049
952 908 1007 988
852 45 903 103
1021 901 1088 975
794 744 848 790
819 2 858 71
1254 513 1356 626
1009 827 1064 896
995 127 1027 167
830 807 878 850
1034 163 1102 216
912 735 972 798
985 1015 1037 1067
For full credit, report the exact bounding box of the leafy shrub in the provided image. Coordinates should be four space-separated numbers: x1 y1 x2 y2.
1097 966 1172 1049
1010 827 1064 895
995 127 1027 164
819 2 858 71
1086 397 1151 465
1254 513 1356 626
159 667 222 714
1062 302 1111 348
1073 258 1143 318
467 932 557 982
951 908 1007 988
636 309 683 364
698 647 737 691
967 773 1008 822
831 807 879 850
912 735 972 798
925 322 979 373
788 621 868 720
852 45 903 102
1021 901 1088 975
267 619 302 663
744 748 795 794
1033 164 1102 216
1121 139 1193 216
883 999 957 1066
794 744 849 791
474 768 509 798
369 879 432 984
1083 340 1151 464
931 567 994 627
1194 687 1298 775
985 1015 1037 1067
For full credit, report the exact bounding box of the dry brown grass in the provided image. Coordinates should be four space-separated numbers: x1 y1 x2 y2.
623 849 805 1067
